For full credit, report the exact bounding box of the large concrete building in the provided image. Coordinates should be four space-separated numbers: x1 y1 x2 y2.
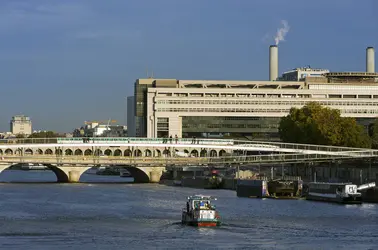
10 115 32 135
127 96 136 137
130 46 377 140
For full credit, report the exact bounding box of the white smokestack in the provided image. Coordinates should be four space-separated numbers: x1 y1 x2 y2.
366 47 375 73
269 45 278 81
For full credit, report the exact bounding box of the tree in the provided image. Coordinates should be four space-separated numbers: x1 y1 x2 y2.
368 119 378 149
279 102 371 148
28 131 60 138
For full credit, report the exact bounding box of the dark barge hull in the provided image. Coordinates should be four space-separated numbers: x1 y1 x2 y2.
306 195 362 204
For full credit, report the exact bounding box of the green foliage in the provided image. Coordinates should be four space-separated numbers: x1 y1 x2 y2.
28 131 60 138
279 102 371 148
368 119 378 149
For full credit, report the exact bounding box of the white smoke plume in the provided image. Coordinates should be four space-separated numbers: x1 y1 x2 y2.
274 20 290 45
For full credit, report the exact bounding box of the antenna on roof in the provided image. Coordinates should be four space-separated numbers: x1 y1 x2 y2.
151 70 154 78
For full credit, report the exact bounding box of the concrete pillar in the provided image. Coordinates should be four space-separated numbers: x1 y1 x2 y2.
150 170 163 183
125 166 166 183
48 165 92 183
68 170 82 183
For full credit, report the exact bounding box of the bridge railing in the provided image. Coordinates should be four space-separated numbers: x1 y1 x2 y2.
1 137 377 157
1 150 377 166
0 137 235 146
232 139 375 153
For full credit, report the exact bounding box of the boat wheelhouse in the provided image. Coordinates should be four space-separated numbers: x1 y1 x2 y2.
181 195 221 227
307 182 362 204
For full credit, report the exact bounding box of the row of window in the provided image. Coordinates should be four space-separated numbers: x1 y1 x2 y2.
156 100 378 106
182 124 279 129
156 107 378 114
155 92 378 99
182 117 280 121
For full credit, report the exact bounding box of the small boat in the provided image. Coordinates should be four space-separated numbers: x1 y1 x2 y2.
181 195 221 227
306 182 362 204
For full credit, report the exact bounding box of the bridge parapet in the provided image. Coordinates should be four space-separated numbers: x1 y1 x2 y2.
1 151 377 167
0 137 374 155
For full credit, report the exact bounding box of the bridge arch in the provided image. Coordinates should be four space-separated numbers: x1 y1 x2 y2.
25 149 33 155
15 149 22 155
210 150 217 157
45 149 53 155
200 149 207 157
0 149 2 155
144 149 152 157
74 149 83 156
124 149 132 156
84 149 92 156
46 164 91 183
163 149 170 157
219 150 227 156
124 166 165 183
104 149 112 156
36 149 43 155
155 149 161 157
191 150 199 157
5 149 13 155
114 149 122 156
134 149 142 157
65 149 73 155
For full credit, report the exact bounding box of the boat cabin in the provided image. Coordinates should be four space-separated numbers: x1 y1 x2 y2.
186 195 216 212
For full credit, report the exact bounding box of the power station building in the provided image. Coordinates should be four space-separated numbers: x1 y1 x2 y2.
128 46 378 140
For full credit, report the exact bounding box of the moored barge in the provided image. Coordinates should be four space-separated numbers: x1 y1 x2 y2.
306 182 362 204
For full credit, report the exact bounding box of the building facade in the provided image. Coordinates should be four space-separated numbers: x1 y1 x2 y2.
127 96 136 137
131 46 377 140
10 115 32 135
130 75 378 140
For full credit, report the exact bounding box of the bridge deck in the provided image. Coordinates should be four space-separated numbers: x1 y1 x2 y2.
0 137 377 166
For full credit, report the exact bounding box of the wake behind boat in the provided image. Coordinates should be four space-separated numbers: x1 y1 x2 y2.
181 195 221 227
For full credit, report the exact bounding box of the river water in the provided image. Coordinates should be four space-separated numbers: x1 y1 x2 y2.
0 170 377 250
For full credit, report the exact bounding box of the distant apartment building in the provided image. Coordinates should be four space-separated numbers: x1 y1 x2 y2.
73 121 126 137
10 115 32 135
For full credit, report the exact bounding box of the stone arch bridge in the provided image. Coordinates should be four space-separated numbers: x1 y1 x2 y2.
0 137 377 183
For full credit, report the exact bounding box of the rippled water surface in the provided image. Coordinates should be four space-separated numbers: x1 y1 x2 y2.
0 170 378 249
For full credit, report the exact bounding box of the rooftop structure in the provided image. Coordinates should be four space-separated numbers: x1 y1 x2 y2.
280 67 330 81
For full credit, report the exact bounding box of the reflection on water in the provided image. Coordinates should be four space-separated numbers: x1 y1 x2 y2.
0 170 377 249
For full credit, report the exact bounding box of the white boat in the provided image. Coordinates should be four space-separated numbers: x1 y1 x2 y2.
306 182 362 204
181 195 221 227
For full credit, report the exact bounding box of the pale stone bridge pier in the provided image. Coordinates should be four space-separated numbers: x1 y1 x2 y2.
0 137 378 183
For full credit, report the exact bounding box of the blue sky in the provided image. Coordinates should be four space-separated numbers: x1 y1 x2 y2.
0 0 377 132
